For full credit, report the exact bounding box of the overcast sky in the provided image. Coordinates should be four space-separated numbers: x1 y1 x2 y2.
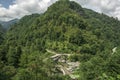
0 0 120 21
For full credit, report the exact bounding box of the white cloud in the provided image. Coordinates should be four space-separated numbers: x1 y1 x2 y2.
0 0 57 21
0 0 120 21
74 0 120 19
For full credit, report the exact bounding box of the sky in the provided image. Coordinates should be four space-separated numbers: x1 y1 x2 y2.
0 0 120 21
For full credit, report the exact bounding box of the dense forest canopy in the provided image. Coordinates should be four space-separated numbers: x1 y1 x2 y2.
0 0 120 80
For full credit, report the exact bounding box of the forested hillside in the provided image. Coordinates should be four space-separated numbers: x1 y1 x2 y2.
0 0 120 80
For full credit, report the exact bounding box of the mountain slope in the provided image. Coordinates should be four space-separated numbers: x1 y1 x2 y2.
5 0 103 56
84 8 120 46
0 0 120 80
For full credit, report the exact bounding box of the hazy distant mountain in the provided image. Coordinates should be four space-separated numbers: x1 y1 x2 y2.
0 19 19 30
